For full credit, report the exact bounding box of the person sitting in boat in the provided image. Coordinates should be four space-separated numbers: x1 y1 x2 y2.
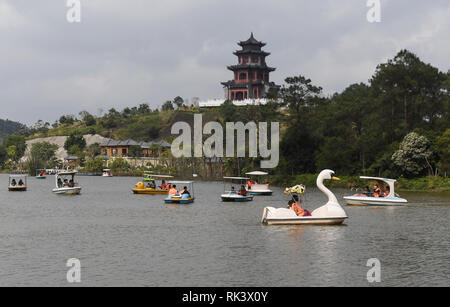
231 186 236 194
168 185 178 195
373 185 381 197
57 178 63 188
63 179 69 187
383 186 390 198
161 180 167 190
288 195 312 217
11 179 17 186
180 186 191 197
147 181 156 189
18 179 24 186
69 179 75 188
239 185 247 196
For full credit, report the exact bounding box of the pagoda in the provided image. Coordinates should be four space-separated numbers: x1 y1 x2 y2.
221 33 279 101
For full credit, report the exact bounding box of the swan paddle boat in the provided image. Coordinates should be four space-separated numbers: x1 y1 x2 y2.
8 175 27 191
221 177 254 202
102 169 113 177
52 171 81 195
344 176 408 206
36 169 47 179
165 181 195 204
261 170 348 225
246 171 273 196
132 174 174 195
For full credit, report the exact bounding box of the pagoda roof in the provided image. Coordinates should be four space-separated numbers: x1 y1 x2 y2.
233 49 270 56
227 64 276 72
221 80 279 88
238 33 266 47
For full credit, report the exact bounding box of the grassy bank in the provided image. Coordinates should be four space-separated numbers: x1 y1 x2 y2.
268 174 450 192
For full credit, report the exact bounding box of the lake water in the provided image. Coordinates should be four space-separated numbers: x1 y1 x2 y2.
0 174 448 287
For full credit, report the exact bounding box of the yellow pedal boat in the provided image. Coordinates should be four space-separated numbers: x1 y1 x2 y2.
132 174 173 195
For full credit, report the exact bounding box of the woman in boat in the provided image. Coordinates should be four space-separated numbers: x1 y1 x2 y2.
169 185 178 195
161 180 167 190
373 185 381 197
288 195 311 217
18 179 24 186
11 179 17 186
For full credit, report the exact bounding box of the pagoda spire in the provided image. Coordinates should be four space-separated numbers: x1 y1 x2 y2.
221 33 279 101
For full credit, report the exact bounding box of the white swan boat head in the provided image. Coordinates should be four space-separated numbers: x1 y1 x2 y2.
343 176 408 206
262 169 348 225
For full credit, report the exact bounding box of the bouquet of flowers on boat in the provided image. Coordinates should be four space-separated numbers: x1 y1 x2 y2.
284 184 306 195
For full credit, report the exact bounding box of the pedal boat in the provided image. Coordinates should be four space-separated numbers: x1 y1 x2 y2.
8 175 27 191
262 170 348 225
221 177 254 202
102 169 113 177
164 181 195 204
246 171 273 195
52 171 81 195
344 176 408 206
132 174 173 195
36 169 47 179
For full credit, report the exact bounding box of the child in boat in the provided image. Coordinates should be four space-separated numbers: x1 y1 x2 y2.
383 186 390 197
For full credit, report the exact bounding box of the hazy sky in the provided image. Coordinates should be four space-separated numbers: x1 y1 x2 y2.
1 0 449 125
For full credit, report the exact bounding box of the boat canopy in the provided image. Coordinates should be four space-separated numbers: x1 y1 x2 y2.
246 171 269 176
57 171 78 176
360 176 397 198
9 174 27 178
223 177 250 181
168 181 194 184
148 175 174 179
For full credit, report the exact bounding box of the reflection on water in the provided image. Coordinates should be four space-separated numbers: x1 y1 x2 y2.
0 174 448 286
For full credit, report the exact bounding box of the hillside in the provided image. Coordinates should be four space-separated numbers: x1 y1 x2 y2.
0 119 25 142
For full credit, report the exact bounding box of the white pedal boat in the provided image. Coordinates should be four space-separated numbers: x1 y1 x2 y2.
52 171 81 195
344 176 407 206
262 170 348 225
221 177 254 202
246 171 273 195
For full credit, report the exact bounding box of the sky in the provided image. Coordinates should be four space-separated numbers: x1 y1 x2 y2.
1 0 449 125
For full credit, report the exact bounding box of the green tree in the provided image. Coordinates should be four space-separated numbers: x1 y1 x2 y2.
110 158 131 172
64 133 86 153
392 132 433 177
436 129 450 176
84 157 105 173
4 135 26 160
161 100 174 111
173 96 184 109
25 142 58 175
